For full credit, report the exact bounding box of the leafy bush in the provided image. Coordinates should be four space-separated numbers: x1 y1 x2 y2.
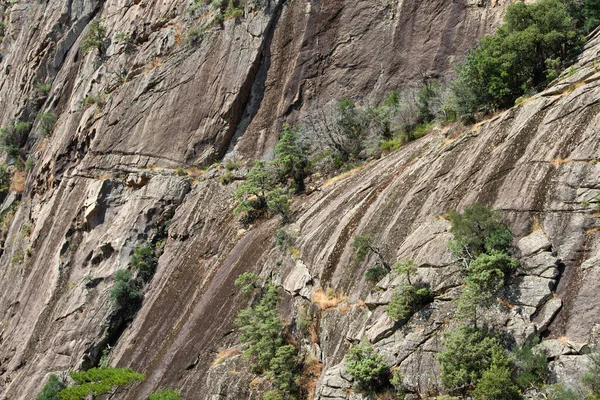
263 390 284 400
450 0 579 117
0 163 9 202
234 272 259 294
273 124 309 193
39 112 58 136
545 384 581 400
392 258 418 284
448 203 512 263
352 235 390 270
234 160 273 217
58 367 144 400
365 267 388 285
0 120 32 159
148 388 181 400
387 284 432 321
467 250 518 293
345 341 390 392
472 348 520 400
269 344 299 393
235 284 284 372
390 367 406 396
37 374 67 400
334 99 371 159
35 82 52 97
511 338 550 389
81 20 108 56
438 326 504 391
109 269 142 313
581 351 600 395
131 244 158 282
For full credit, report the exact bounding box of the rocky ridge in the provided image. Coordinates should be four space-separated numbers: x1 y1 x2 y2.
0 0 598 398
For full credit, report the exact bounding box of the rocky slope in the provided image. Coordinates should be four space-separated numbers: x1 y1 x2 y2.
1 0 599 398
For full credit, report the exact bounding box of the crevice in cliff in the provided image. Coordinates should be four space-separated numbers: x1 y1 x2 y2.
217 0 286 161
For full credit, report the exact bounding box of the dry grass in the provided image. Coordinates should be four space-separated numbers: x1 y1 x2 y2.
249 376 263 388
586 227 599 235
9 170 25 193
298 354 323 400
322 163 367 189
211 347 240 366
557 336 570 344
144 57 163 73
498 298 515 309
531 215 543 233
312 287 347 310
550 157 570 167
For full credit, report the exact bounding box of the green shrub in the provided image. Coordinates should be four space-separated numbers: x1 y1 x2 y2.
131 244 158 283
263 390 284 400
467 250 518 293
219 170 233 185
81 20 108 56
188 27 207 46
545 384 581 400
37 374 67 400
273 124 310 193
39 112 58 136
82 92 107 109
472 350 520 400
352 235 389 269
438 326 504 391
365 267 388 285
275 227 297 251
296 307 311 332
235 284 284 372
387 284 432 321
511 338 550 389
58 367 144 400
234 160 272 217
392 258 418 284
334 99 370 159
581 351 600 396
109 269 142 313
390 367 406 396
345 340 390 392
35 82 52 97
447 203 512 263
234 272 259 294
270 344 299 393
148 388 181 400
451 0 579 117
0 163 9 201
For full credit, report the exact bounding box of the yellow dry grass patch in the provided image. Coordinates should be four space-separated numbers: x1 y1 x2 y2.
586 227 599 235
9 170 25 193
298 354 323 400
312 287 347 310
531 215 543 233
322 163 367 189
212 347 241 366
550 157 570 167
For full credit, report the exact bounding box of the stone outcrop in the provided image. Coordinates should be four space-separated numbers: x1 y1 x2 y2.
0 0 599 398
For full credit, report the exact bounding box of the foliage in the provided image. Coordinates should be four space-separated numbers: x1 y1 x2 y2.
270 344 299 393
82 92 107 108
334 99 371 159
472 348 521 400
387 284 432 321
57 367 144 400
35 82 52 97
0 120 32 159
393 258 418 284
510 337 550 389
275 227 297 251
352 235 373 263
234 160 274 219
345 340 390 392
390 367 406 396
234 272 259 294
131 244 158 282
37 374 67 400
81 20 108 56
296 307 311 332
235 284 284 372
39 112 58 136
365 266 388 285
273 124 310 193
467 250 518 293
581 351 600 396
450 0 579 117
0 163 9 201
545 383 582 400
109 269 142 314
438 326 504 391
148 388 182 400
263 390 284 400
447 203 513 263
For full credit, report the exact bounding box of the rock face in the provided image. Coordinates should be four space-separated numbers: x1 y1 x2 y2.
0 0 599 398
